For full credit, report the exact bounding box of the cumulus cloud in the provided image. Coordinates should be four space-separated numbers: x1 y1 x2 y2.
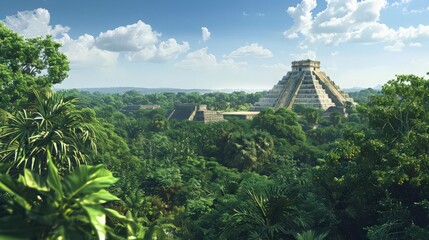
284 0 429 51
95 20 160 52
227 43 273 58
201 27 211 42
219 58 247 69
3 8 190 69
2 8 116 68
176 48 217 69
384 41 405 51
95 20 189 62
2 8 69 38
157 39 190 60
391 0 412 7
176 48 246 70
284 0 317 39
126 38 189 62
410 42 422 47
58 34 119 68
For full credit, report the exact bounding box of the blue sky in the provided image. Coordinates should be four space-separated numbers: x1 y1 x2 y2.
1 0 429 90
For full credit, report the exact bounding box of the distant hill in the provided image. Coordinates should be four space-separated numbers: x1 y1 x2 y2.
344 85 382 93
348 88 380 103
54 87 265 94
54 86 381 97
53 87 213 94
343 87 364 93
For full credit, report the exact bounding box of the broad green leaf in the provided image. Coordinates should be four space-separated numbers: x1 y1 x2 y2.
104 208 130 222
82 205 107 240
0 175 31 210
22 168 49 191
80 189 120 205
46 153 63 197
63 164 118 198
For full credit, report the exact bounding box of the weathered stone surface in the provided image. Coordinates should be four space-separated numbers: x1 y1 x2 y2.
222 111 260 120
123 104 160 111
167 104 224 123
251 59 354 111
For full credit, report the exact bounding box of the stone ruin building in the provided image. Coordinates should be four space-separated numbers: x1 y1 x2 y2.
167 103 224 123
251 59 354 112
122 104 160 112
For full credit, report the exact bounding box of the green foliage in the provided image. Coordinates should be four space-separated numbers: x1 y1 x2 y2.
226 186 298 240
223 130 274 171
124 191 178 240
0 154 127 239
293 105 323 130
252 108 306 144
295 230 328 240
0 23 69 111
363 74 429 138
0 90 98 174
1 69 427 239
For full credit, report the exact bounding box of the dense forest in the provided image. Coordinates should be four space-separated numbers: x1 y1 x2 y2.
1 23 429 240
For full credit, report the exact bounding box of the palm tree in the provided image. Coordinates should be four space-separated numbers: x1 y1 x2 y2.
224 186 301 240
223 131 274 171
0 90 98 174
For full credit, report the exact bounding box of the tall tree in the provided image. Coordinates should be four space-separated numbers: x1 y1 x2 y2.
252 108 306 144
223 131 274 171
0 23 69 111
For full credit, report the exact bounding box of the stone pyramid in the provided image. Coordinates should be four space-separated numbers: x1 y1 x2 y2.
251 59 354 111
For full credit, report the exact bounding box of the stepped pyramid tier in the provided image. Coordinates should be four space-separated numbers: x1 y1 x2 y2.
167 104 224 123
251 59 354 111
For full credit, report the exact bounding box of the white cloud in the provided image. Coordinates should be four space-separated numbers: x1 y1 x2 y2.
397 24 429 39
402 7 429 14
227 43 273 58
410 42 422 47
96 20 189 62
243 11 249 16
2 8 69 38
58 34 119 68
176 48 217 70
95 20 159 52
3 9 116 68
157 39 190 60
3 8 190 69
284 0 429 51
256 13 265 16
201 27 211 42
284 0 317 39
219 58 248 69
126 38 189 62
176 47 246 70
384 41 405 51
390 0 412 7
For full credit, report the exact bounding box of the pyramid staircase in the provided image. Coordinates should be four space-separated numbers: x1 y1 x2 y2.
251 60 354 111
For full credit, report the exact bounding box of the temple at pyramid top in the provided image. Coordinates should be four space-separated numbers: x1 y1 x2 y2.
251 59 354 111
